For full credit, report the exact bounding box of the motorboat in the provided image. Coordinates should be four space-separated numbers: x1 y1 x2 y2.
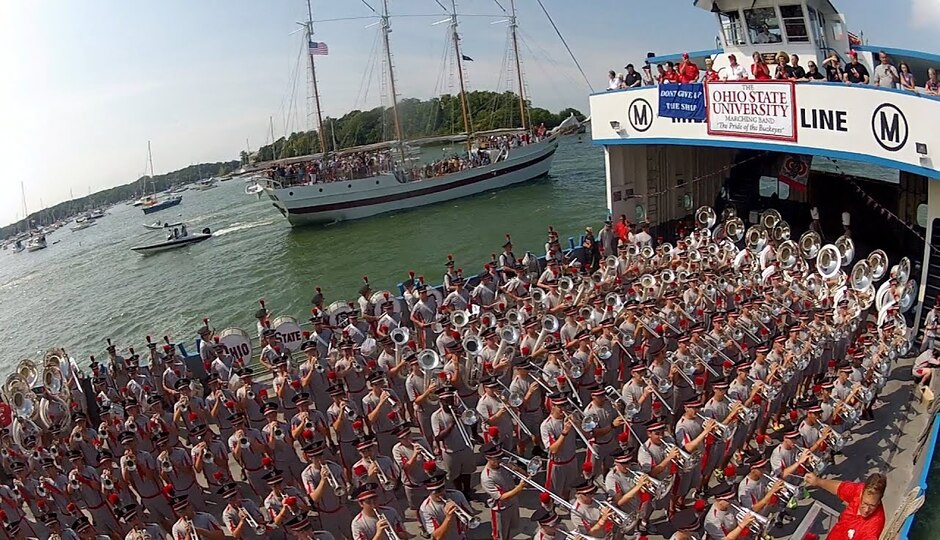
26 235 47 252
70 221 97 232
193 178 218 191
141 195 182 215
131 228 212 255
245 183 264 199
143 221 182 230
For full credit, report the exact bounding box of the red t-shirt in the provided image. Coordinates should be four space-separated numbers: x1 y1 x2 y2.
679 62 700 84
827 482 886 540
613 222 629 242
661 70 681 83
752 63 771 80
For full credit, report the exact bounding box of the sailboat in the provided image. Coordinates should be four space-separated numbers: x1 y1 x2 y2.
140 141 183 215
260 0 558 226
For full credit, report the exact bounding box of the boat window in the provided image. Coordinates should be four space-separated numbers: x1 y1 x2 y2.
744 7 783 44
780 5 809 43
719 11 747 46
758 176 789 200
808 7 826 49
917 203 928 228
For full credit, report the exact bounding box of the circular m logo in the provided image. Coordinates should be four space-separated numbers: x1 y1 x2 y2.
628 98 653 133
871 103 908 152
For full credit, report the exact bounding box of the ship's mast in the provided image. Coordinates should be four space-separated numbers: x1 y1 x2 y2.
305 0 327 154
449 0 473 151
380 0 406 164
509 0 527 130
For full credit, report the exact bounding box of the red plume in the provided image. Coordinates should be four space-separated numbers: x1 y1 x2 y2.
755 433 766 445
693 498 706 512
423 461 438 473
107 493 120 505
66 502 78 514
487 426 500 438
789 410 799 421
37 499 46 509
261 456 274 468
639 491 652 503
259 298 266 309
539 492 552 505
326 370 337 381
225 400 236 410
258 389 268 399
582 461 593 473
291 380 302 389
162 484 175 496
521 346 531 355
724 465 737 478
617 431 630 443
188 412 198 423
213 471 224 481
386 411 399 421
352 420 364 431
302 429 313 440
284 496 298 507
353 464 367 476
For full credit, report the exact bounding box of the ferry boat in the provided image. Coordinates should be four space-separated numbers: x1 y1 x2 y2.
260 0 558 227
590 0 939 537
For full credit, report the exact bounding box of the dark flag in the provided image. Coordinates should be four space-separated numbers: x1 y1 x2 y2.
461 55 474 62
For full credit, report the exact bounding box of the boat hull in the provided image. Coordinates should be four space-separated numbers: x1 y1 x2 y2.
264 138 558 226
142 197 182 215
131 233 211 254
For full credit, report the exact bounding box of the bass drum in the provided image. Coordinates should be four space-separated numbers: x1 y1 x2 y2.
326 301 353 328
272 316 304 353
370 291 402 317
218 328 253 365
427 287 445 309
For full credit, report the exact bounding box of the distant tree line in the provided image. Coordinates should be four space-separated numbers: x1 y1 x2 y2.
252 90 583 162
1 161 238 239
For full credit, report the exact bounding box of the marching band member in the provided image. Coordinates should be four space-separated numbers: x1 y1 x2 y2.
418 472 474 540
117 502 167 540
191 423 230 499
509 357 546 456
430 387 476 500
479 442 526 540
336 339 369 403
219 481 267 540
602 447 649 535
391 423 434 510
362 373 402 454
327 385 364 472
673 396 718 500
477 377 516 449
770 430 816 482
637 420 679 534
260 401 304 485
736 457 785 516
568 479 610 537
703 483 756 540
582 384 624 474
262 469 310 530
530 508 569 540
404 353 438 444
350 436 402 514
540 394 582 502
299 339 335 414
228 412 270 498
169 494 225 540
350 483 411 540
300 441 352 540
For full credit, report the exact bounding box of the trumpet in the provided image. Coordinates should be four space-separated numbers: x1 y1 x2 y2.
379 515 402 540
663 440 698 472
730 504 771 535
729 399 758 424
596 491 638 531
367 458 396 492
626 468 673 500
447 498 481 528
761 473 802 509
696 413 733 442
322 464 347 497
242 507 266 535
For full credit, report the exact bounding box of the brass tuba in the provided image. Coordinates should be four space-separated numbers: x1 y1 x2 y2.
695 206 717 229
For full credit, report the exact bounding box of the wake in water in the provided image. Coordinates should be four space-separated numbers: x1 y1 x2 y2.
212 219 276 237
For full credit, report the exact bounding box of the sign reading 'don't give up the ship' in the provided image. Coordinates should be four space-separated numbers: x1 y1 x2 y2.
705 81 797 142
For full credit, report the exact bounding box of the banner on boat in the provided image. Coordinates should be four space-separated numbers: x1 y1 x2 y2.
705 81 797 142
658 83 706 121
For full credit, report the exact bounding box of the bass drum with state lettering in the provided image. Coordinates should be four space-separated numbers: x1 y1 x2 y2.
272 316 304 353
218 328 253 365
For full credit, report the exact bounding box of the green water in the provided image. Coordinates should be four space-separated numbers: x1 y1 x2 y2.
0 135 605 365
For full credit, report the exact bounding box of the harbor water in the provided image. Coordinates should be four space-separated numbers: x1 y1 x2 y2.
0 135 605 367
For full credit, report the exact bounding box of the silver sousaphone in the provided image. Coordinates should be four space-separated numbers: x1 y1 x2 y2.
816 244 842 280
695 206 717 230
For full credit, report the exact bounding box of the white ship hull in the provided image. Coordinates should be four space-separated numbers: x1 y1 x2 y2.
263 138 558 226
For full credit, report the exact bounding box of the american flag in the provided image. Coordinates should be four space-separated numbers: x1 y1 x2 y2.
308 41 329 56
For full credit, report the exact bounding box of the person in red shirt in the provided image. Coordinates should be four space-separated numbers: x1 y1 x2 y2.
751 51 771 80
703 58 720 82
661 61 681 83
678 52 700 83
805 472 886 540
613 214 630 244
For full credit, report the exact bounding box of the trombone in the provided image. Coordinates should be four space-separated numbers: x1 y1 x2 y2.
562 409 600 459
502 448 544 476
493 381 534 438
445 402 476 449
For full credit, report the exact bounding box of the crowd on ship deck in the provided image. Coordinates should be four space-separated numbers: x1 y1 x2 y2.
607 50 940 95
264 128 550 187
0 206 908 540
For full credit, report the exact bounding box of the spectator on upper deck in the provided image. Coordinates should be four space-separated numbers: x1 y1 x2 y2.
641 63 656 86
607 70 619 91
755 24 779 44
844 51 870 84
623 65 642 88
873 51 899 89
661 62 681 83
773 51 790 79
925 67 939 95
751 52 771 80
788 54 807 81
723 54 749 81
823 52 845 82
805 60 825 81
899 63 916 91
702 58 720 82
677 53 700 84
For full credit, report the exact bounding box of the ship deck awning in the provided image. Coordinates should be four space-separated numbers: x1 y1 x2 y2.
646 48 724 66
852 44 940 86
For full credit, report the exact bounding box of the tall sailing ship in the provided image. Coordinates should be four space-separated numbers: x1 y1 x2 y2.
261 0 559 226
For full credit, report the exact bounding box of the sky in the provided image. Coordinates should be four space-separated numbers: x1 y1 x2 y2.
1 0 938 227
